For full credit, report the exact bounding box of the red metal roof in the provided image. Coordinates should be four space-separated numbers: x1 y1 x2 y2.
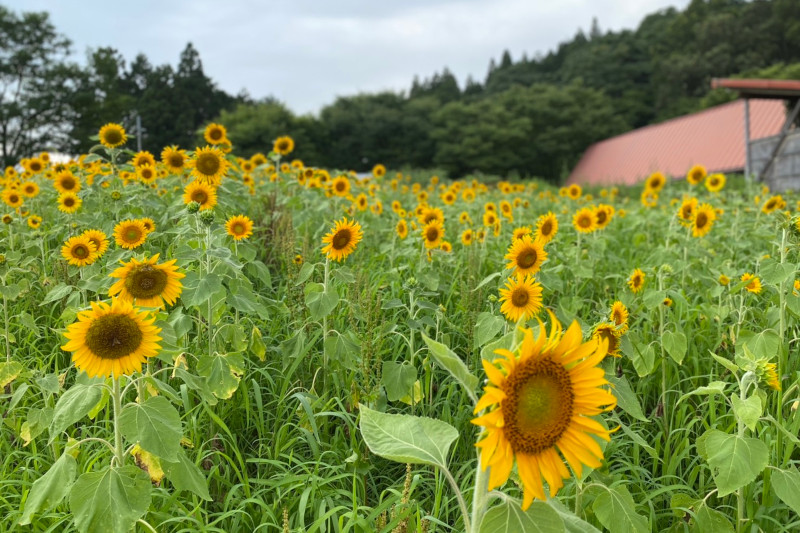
711 78 800 99
566 99 786 186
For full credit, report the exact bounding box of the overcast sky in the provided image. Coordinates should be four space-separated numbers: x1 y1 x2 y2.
9 0 690 115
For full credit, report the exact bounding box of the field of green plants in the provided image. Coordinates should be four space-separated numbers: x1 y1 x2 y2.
1 124 799 533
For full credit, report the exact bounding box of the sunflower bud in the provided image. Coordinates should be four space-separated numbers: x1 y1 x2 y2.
186 201 200 214
110 190 121 201
199 210 214 226
0 254 5 264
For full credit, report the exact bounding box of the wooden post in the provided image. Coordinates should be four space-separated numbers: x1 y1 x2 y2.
744 98 751 180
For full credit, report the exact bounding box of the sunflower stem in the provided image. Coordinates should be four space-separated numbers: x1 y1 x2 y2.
468 454 488 533
112 377 125 467
322 257 330 372
776 228 787 467
206 224 213 360
2 293 9 362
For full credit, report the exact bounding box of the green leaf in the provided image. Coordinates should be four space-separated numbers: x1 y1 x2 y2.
0 282 22 300
607 375 647 422
592 485 648 533
358 404 458 469
249 327 266 361
184 273 223 307
710 352 739 373
197 352 245 400
692 502 734 533
622 336 656 377
662 330 687 364
295 262 314 285
730 394 762 432
474 311 506 348
678 381 727 403
162 449 211 501
40 283 74 305
382 361 417 402
738 329 781 360
69 465 152 533
0 361 24 388
473 272 501 291
479 500 565 533
547 499 602 533
422 333 479 403
119 396 182 461
18 452 77 525
771 467 800 516
759 259 794 286
698 429 768 497
49 383 104 442
305 282 339 320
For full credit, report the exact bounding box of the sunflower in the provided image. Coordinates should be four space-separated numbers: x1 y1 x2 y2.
322 218 363 262
719 274 730 286
593 205 614 230
62 298 161 378
114 219 148 250
131 151 156 169
2 189 23 208
483 211 498 227
461 228 474 245
137 164 157 184
183 180 218 210
692 203 716 238
472 314 616 509
273 136 295 156
190 146 228 186
355 193 368 211
26 158 45 174
500 201 513 218
677 197 697 226
420 207 444 226
330 176 351 197
610 301 628 332
161 146 187 174
442 191 456 205
645 171 666 192
498 275 543 322
1 214 11 224
762 195 785 214
203 123 228 145
459 212 472 225
741 273 761 294
293 254 303 265
567 184 582 200
27 215 42 229
534 212 558 244
686 164 706 185
505 236 547 276
593 323 621 357
82 229 109 258
422 220 445 249
440 241 452 253
61 235 97 267
98 123 127 148
372 164 386 178
662 297 673 307
109 254 185 308
513 227 532 241
225 215 254 241
396 219 408 239
572 208 596 234
462 188 476 203
57 192 81 214
628 268 645 293
705 173 726 193
21 181 39 198
139 218 156 233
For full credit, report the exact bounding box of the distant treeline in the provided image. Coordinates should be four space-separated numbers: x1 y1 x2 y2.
4 0 800 181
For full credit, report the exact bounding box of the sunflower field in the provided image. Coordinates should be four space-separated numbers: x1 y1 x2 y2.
0 123 799 533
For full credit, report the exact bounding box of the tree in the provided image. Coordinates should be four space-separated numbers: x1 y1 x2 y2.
0 6 80 166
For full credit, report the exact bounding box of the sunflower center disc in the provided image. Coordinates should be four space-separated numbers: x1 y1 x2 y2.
192 191 208 204
541 222 552 236
596 328 618 353
518 250 537 269
596 211 607 225
511 287 530 307
579 216 591 228
502 357 574 454
233 223 244 234
105 130 122 144
197 153 221 176
85 314 144 360
64 198 74 207
332 229 351 250
74 246 88 258
126 265 168 299
63 177 75 190
126 229 141 241
696 213 707 228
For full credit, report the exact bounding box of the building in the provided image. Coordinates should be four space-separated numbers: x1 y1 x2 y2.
566 79 800 190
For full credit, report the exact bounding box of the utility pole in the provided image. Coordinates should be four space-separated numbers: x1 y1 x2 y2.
136 115 142 152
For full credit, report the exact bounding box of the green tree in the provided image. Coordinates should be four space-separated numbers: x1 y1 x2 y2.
0 6 80 166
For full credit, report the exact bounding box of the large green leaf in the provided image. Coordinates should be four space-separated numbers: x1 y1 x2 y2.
730 393 762 432
621 336 656 377
698 429 768 497
693 502 734 533
771 467 800 516
607 375 647 422
547 499 602 533
305 282 339 320
422 333 479 403
474 311 505 348
382 361 417 402
737 329 781 360
479 500 565 533
162 449 211 501
118 396 182 461
197 351 245 400
69 465 152 533
0 361 23 388
49 383 104 442
662 330 687 364
18 453 77 525
592 485 648 533
183 273 222 307
359 404 458 469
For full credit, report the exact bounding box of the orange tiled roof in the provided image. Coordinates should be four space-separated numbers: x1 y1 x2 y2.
566 99 786 186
